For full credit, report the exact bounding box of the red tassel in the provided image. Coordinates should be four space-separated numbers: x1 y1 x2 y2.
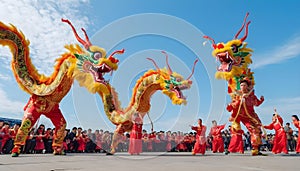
217 44 224 49
108 56 119 63
228 87 232 93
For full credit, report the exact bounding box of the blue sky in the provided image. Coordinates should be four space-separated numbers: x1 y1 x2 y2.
0 0 299 133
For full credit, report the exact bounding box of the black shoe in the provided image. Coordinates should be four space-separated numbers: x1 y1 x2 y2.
257 152 268 156
225 151 230 155
53 151 66 155
106 152 114 155
11 153 19 157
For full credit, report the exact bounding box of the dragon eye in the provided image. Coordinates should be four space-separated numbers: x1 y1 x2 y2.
176 78 182 82
231 44 239 53
93 52 102 60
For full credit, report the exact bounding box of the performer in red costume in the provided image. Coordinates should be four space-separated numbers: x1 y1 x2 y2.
292 115 300 154
263 112 288 154
227 79 264 155
12 94 70 156
227 122 244 154
128 113 143 155
191 118 206 155
209 120 225 153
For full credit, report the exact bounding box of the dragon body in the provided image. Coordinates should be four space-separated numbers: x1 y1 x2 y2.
85 52 198 154
0 20 122 156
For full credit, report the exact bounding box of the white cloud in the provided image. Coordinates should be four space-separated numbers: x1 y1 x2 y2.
0 0 91 75
0 73 11 81
0 48 11 69
257 97 300 116
0 87 24 117
256 96 300 130
252 35 300 69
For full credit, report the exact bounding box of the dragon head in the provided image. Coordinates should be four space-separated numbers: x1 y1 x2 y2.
74 47 124 84
62 19 123 84
203 13 253 81
147 51 198 105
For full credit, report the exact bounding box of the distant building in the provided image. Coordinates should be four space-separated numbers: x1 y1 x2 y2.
0 117 22 127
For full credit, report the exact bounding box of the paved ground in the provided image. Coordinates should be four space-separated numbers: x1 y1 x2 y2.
0 151 299 171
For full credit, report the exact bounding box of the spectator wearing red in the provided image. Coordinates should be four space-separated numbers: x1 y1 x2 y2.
34 124 46 153
147 131 156 152
94 130 103 152
1 123 21 154
191 118 207 155
102 131 111 152
76 127 87 152
10 124 20 141
165 131 172 152
1 122 11 153
292 115 300 154
209 120 225 153
176 132 186 152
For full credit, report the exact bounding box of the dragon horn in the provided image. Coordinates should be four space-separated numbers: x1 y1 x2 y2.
62 18 92 49
147 57 160 71
234 12 250 39
161 51 172 74
81 28 92 48
186 58 199 80
109 49 125 58
240 21 251 42
203 35 217 49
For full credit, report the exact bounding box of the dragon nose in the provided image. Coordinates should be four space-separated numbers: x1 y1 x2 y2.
109 56 119 63
216 43 224 49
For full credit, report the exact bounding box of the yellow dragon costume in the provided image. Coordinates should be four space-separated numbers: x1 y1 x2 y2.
0 19 124 157
204 13 265 155
79 51 198 155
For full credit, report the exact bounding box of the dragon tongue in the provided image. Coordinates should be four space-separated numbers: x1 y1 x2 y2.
98 64 111 72
219 62 229 71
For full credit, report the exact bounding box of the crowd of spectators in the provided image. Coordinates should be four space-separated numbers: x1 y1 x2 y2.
0 120 298 154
